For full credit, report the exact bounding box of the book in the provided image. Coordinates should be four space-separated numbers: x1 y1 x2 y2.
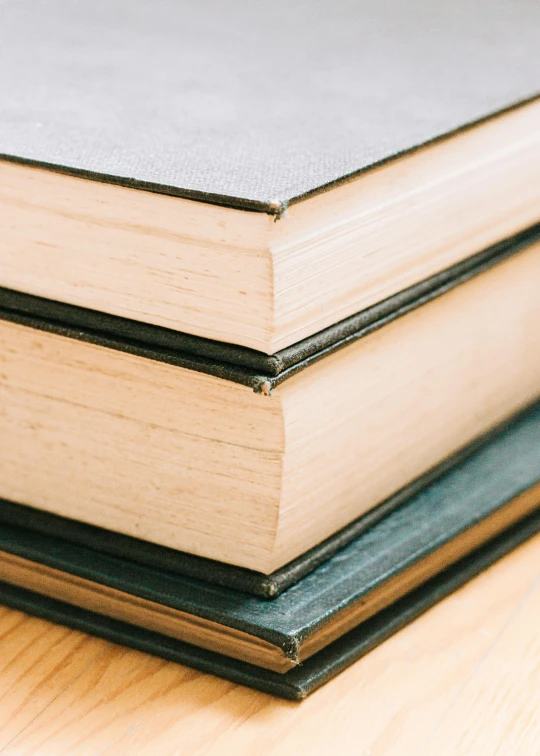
2 0 539 700
1 1 539 352
0 403 538 697
1 230 540 571
2 511 538 700
0 403 532 598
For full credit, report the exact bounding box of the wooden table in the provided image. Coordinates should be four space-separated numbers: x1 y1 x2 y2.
0 532 538 755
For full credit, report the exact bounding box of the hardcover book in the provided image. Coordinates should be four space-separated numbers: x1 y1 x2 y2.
0 0 539 352
0 231 539 571
0 404 539 697
0 405 534 599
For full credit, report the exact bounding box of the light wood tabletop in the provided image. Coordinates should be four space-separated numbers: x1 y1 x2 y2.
0 531 538 756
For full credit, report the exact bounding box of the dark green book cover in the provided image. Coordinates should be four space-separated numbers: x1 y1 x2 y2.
1 512 537 700
0 404 539 697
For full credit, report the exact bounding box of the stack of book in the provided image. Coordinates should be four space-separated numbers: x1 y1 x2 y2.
0 0 539 699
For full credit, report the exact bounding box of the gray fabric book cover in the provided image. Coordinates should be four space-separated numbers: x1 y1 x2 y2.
0 0 539 211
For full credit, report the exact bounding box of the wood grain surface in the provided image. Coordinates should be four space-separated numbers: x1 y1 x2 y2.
0 532 538 755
